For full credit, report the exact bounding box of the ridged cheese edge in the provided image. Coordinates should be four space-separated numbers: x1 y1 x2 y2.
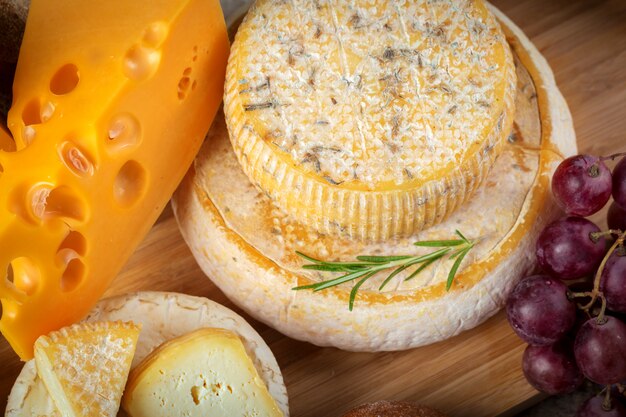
224 0 517 242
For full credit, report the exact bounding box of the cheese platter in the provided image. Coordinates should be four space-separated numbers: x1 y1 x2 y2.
1 0 626 416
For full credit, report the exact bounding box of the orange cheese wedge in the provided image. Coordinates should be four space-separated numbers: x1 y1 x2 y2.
0 0 229 359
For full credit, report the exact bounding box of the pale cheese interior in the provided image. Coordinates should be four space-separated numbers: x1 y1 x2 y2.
122 328 283 417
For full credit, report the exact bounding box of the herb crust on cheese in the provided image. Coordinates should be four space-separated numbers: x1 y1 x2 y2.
225 0 517 241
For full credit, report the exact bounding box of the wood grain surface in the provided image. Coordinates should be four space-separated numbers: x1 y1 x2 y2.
1 0 626 416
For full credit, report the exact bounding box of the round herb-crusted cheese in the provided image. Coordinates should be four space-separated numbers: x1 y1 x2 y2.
224 0 517 241
175 5 577 351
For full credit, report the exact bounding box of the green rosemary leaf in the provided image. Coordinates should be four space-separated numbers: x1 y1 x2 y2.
349 271 377 311
446 247 470 291
413 239 465 247
379 263 412 291
356 255 413 262
292 282 321 291
296 251 324 264
455 229 470 244
302 264 366 272
404 256 439 281
380 247 450 290
312 268 376 291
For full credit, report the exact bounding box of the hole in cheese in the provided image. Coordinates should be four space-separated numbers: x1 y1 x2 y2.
59 141 95 176
113 160 147 207
8 257 40 296
40 102 55 122
60 258 85 292
177 76 191 100
22 99 42 126
0 127 16 152
58 230 87 258
123 45 161 81
50 64 80 95
0 298 19 320
43 186 87 222
22 126 36 146
107 113 142 151
142 22 169 48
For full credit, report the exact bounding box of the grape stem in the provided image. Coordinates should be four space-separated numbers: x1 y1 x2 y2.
603 385 612 412
590 229 623 243
600 151 626 162
578 231 625 314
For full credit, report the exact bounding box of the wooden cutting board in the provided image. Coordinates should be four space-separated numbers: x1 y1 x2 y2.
1 0 625 415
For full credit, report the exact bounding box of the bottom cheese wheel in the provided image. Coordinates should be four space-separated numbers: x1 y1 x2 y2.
171 5 577 352
5 292 289 417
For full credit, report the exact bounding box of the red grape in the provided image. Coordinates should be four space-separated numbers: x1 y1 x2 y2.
506 275 576 345
574 316 626 384
522 342 583 394
608 202 626 232
536 217 607 280
613 157 626 209
600 249 626 313
552 155 612 216
577 395 626 417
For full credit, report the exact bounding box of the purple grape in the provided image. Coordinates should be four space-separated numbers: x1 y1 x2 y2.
577 395 626 417
608 201 626 232
600 249 626 312
506 275 576 345
536 217 607 280
552 154 612 216
574 316 626 384
522 342 583 394
613 157 626 209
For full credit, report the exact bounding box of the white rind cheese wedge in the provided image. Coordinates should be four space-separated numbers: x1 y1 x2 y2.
6 292 289 417
224 0 517 241
123 328 283 417
171 5 576 352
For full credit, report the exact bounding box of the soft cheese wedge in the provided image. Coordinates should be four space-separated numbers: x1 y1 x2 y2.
225 0 517 241
7 292 290 417
34 321 141 417
123 328 283 417
0 0 229 360
173 7 577 351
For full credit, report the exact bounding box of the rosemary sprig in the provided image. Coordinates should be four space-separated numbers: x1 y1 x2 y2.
292 230 477 310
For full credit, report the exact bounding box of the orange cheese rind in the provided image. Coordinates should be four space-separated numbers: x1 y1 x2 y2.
6 292 289 417
224 0 517 242
172 4 576 351
0 0 229 360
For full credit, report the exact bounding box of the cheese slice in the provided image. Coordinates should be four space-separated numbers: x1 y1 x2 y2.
173 6 577 351
7 292 290 417
224 0 517 241
123 328 283 417
34 321 141 417
0 0 229 360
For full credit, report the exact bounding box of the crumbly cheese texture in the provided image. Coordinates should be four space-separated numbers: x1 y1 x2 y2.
34 321 141 417
225 0 516 240
123 328 283 417
0 0 229 360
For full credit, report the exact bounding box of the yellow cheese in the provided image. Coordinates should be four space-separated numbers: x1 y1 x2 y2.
224 0 516 241
123 328 283 417
0 0 229 360
34 321 141 417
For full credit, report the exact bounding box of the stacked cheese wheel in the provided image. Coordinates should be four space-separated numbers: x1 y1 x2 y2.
174 0 577 351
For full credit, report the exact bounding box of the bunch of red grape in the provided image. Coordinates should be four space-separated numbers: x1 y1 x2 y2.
506 153 626 416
